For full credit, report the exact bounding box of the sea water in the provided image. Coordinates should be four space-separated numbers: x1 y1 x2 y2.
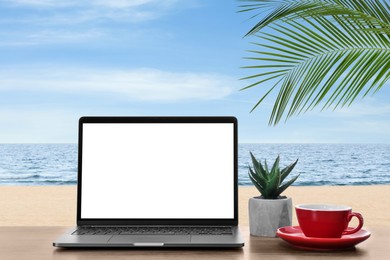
0 144 77 185
239 143 390 186
0 143 389 186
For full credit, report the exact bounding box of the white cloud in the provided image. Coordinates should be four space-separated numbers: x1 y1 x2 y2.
94 0 172 9
0 0 194 45
339 120 390 134
332 100 390 117
4 0 187 23
20 29 103 45
0 67 236 102
306 97 390 118
8 0 177 8
5 0 72 7
0 108 78 143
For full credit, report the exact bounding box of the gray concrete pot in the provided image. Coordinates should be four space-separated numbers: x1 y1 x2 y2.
248 197 292 237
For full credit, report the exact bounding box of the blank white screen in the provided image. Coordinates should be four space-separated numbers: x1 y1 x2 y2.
81 123 234 219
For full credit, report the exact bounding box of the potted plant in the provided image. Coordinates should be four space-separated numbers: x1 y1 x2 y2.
248 152 300 237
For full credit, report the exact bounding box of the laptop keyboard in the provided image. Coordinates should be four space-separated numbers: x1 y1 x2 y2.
72 226 233 236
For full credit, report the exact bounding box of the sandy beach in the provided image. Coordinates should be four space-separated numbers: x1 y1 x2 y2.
0 185 389 227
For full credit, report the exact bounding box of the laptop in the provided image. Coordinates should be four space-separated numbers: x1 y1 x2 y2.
53 116 244 247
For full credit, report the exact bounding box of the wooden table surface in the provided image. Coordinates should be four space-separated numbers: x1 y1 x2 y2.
0 226 387 259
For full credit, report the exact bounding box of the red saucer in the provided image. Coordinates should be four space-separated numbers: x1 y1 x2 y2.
276 226 371 250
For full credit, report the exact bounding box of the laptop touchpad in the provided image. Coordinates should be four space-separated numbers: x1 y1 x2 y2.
108 235 191 244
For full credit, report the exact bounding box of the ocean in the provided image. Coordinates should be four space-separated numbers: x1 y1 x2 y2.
0 143 389 186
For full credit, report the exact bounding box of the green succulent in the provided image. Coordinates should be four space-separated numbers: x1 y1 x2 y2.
248 152 300 199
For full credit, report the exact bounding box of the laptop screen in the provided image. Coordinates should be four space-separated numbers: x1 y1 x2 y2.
78 117 237 224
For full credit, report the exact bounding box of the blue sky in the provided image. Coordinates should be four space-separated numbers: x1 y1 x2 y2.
0 0 389 143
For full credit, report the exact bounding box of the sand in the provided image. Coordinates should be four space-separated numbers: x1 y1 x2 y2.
240 186 390 228
0 185 389 226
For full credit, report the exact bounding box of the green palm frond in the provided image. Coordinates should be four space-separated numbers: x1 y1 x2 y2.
240 0 390 35
240 0 390 125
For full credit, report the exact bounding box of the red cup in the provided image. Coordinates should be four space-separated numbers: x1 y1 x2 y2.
295 204 364 238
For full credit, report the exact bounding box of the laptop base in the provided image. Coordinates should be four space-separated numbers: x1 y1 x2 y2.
54 226 244 248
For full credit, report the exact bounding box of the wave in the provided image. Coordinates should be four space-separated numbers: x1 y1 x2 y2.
1 143 390 186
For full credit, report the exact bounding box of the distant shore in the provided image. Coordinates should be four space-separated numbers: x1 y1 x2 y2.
0 185 389 227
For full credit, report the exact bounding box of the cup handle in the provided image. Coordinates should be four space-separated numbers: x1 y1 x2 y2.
342 212 364 235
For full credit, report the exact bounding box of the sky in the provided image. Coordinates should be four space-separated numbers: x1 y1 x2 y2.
0 0 389 143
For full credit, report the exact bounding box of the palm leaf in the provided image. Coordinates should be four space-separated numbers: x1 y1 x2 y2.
240 0 390 125
240 0 390 35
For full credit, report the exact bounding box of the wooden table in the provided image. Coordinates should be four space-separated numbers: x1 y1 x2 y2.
0 226 387 259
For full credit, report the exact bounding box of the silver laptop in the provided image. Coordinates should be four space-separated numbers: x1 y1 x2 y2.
53 116 244 248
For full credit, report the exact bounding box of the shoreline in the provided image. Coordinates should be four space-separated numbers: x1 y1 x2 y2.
0 185 388 226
